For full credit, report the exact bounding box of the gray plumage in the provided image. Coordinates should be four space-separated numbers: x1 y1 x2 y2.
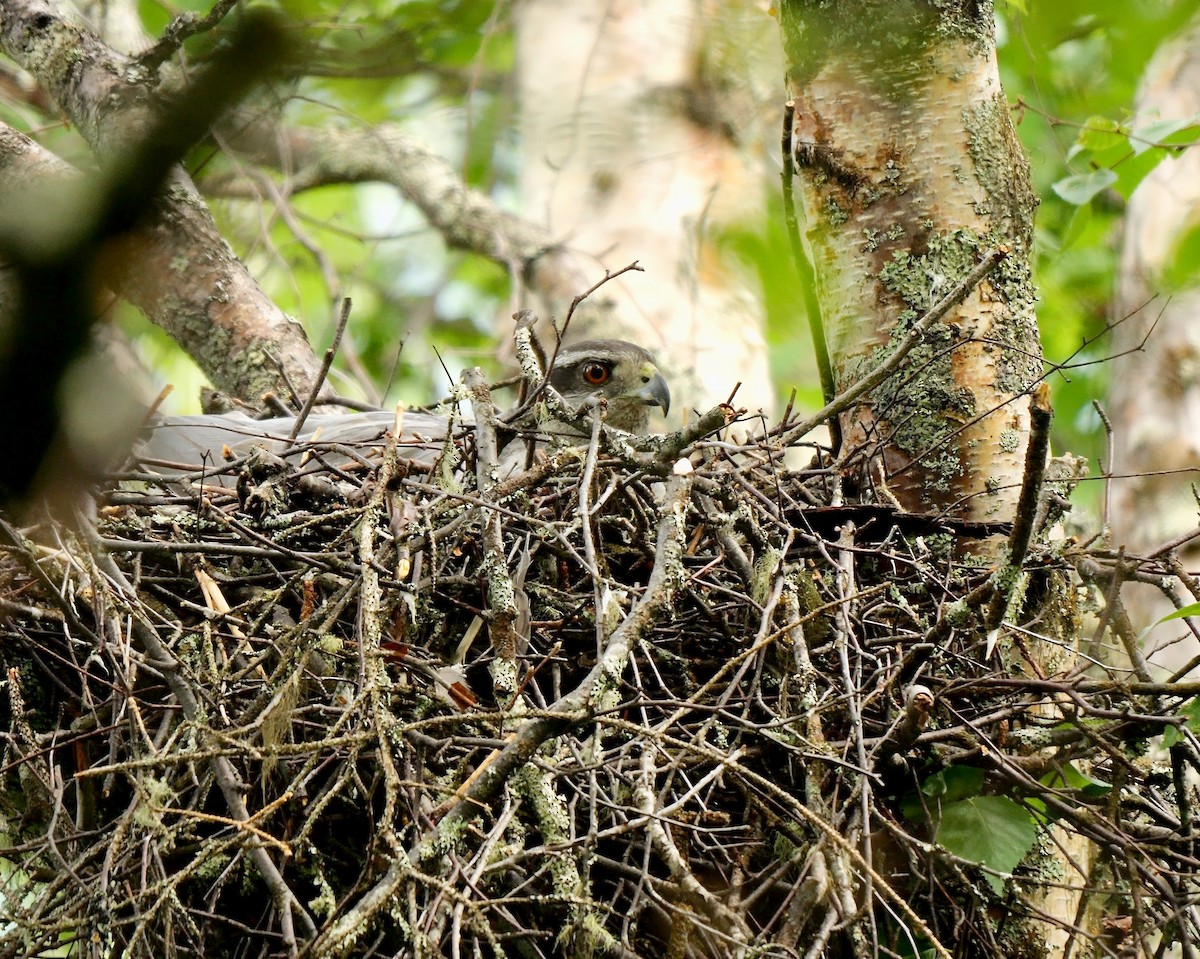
540 339 670 433
137 410 447 479
134 340 669 483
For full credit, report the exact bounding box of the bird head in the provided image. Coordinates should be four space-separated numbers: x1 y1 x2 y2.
547 340 671 433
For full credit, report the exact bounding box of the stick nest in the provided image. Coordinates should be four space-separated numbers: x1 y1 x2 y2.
0 396 1197 959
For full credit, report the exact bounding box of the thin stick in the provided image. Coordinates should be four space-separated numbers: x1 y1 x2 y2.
415 466 694 860
289 297 351 440
505 264 644 424
1092 399 1115 531
558 260 644 343
984 382 1054 638
1006 382 1054 568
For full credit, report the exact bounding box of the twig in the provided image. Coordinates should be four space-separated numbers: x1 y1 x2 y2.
872 684 934 771
1092 399 1115 531
288 296 351 440
84 539 318 947
579 403 609 651
613 404 736 471
1004 382 1054 570
635 747 751 952
467 368 523 669
136 0 242 73
557 261 644 343
781 100 837 414
416 464 695 862
505 264 644 424
984 381 1053 647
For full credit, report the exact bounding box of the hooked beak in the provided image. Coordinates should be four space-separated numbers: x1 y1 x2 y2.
636 368 671 417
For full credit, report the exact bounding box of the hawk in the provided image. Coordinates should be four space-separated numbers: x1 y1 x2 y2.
136 339 670 480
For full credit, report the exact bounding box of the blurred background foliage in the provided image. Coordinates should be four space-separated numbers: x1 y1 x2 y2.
3 0 1199 469
999 0 1200 464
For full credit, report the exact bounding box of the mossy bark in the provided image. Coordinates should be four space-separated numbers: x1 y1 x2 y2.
779 0 1041 531
777 6 1077 957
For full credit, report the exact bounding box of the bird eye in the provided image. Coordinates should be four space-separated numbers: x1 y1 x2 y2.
582 362 611 386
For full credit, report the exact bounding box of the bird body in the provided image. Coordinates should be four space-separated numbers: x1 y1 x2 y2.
139 410 445 470
134 340 669 481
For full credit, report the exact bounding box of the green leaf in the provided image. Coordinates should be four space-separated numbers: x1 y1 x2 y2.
1131 117 1200 156
924 765 985 802
1156 601 1200 625
1111 147 1172 200
1024 794 1050 826
1164 697 1200 748
1052 169 1117 205
1042 762 1111 797
936 796 1039 895
1058 201 1093 251
903 766 984 821
896 936 941 959
1076 115 1126 153
1164 220 1200 291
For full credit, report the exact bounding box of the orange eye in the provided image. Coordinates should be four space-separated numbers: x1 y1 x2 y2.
582 362 611 386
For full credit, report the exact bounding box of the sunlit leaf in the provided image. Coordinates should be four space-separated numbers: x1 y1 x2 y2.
1164 697 1200 748
1131 117 1200 155
1156 601 1200 624
1042 762 1111 797
1163 219 1200 290
1111 147 1173 199
1058 201 1093 251
1076 115 1126 152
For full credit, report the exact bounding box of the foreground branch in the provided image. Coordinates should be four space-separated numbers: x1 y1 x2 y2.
0 1 324 404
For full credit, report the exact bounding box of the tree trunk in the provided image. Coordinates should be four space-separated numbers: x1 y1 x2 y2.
0 0 324 406
779 1 1041 532
3 4 1197 958
777 5 1086 956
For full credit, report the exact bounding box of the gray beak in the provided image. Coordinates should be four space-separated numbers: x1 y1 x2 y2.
636 370 671 417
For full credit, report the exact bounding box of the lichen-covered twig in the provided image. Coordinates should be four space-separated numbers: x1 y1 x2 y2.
84 539 318 950
984 381 1054 653
416 464 695 862
4 309 1199 955
467 368 524 673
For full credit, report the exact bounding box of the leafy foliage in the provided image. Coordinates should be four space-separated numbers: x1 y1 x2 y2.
6 0 1195 452
937 796 1039 895
1000 1 1200 463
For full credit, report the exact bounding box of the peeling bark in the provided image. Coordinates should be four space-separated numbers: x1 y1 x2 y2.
777 6 1073 955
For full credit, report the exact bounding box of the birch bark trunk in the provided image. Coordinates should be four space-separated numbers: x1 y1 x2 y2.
776 6 1085 956
779 1 1042 533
